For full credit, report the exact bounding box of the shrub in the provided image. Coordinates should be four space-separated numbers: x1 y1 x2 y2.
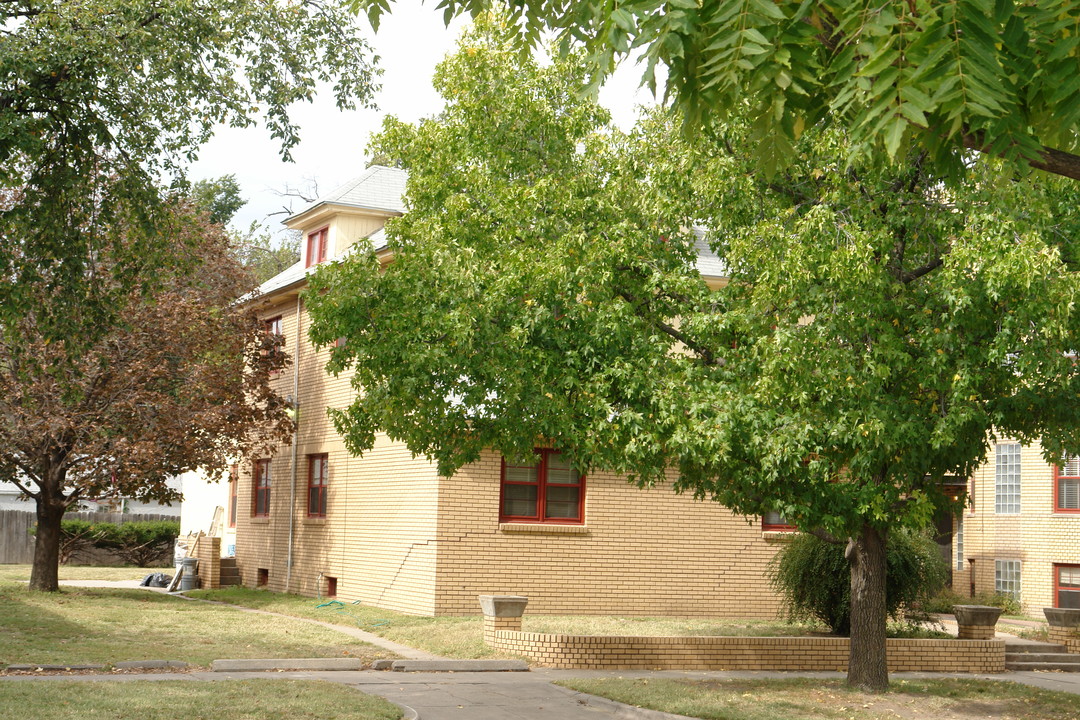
87 520 180 567
769 527 949 636
920 588 1024 617
52 519 180 567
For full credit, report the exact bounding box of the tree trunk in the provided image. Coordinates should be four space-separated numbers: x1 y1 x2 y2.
29 472 67 592
846 523 889 692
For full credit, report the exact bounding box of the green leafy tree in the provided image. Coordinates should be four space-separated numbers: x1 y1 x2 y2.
306 21 1080 691
358 0 1080 181
0 0 376 357
189 175 302 283
190 176 247 227
770 529 949 636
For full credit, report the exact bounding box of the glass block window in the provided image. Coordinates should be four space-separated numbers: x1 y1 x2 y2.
995 443 1021 514
995 559 1021 601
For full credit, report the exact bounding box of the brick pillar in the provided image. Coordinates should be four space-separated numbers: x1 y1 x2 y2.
194 536 222 590
479 595 528 647
953 605 1002 640
1045 608 1080 652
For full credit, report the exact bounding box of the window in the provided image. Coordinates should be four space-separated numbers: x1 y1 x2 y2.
995 559 1021 601
253 459 271 517
305 227 329 267
955 513 964 571
228 464 238 528
762 511 796 531
257 568 269 586
1056 565 1080 609
263 315 284 365
1055 455 1080 512
325 576 338 598
307 454 328 518
500 450 584 523
994 443 1021 514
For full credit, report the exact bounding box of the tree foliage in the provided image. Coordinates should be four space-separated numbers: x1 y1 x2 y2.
0 0 377 353
189 175 302 283
307 20 1080 690
770 530 948 636
1 199 294 591
358 0 1080 180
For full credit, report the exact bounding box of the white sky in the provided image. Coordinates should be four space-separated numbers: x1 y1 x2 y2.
186 1 658 236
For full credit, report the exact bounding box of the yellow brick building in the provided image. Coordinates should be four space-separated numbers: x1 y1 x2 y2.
234 166 793 617
951 439 1080 614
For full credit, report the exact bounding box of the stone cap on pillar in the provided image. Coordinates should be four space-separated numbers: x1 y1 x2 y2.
1044 608 1080 628
953 605 1003 626
479 595 528 618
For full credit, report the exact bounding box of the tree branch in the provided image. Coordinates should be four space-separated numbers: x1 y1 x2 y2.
963 134 1080 182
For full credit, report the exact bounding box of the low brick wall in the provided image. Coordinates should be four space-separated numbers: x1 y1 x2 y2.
484 620 1003 673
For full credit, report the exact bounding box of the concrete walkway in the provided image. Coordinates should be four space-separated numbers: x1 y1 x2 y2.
16 583 1080 718
8 667 1080 720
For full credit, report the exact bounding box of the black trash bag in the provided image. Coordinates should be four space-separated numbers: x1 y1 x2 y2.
140 572 172 587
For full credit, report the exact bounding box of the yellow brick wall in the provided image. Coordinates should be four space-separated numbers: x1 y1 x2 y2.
486 630 1004 672
432 450 793 617
194 536 221 590
235 291 442 616
953 438 1080 614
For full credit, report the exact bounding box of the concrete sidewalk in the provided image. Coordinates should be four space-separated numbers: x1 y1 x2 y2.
8 667 1080 720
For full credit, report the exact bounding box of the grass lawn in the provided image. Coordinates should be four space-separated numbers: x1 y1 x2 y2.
557 677 1080 720
0 565 172 583
190 586 833 659
0 679 402 720
0 579 395 668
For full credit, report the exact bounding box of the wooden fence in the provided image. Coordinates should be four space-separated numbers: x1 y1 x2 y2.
0 509 176 565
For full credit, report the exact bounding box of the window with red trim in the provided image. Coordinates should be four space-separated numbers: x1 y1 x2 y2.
228 464 238 528
253 459 271 517
305 227 329 267
762 511 796 531
1056 564 1080 609
1055 456 1080 512
500 450 584 523
307 454 328 517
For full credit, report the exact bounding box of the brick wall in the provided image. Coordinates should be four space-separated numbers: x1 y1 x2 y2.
486 629 1004 672
433 451 792 617
235 289 442 616
1048 627 1080 653
955 439 1080 615
194 536 221 590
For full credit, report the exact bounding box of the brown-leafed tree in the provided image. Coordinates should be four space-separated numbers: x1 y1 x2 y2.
0 197 294 591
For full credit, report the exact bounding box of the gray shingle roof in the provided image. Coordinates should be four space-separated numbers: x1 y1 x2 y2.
286 165 407 221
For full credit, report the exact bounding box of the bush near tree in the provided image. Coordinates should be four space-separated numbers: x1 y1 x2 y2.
770 529 949 636
39 520 181 567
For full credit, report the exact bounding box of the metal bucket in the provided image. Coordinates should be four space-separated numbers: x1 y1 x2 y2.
179 557 199 591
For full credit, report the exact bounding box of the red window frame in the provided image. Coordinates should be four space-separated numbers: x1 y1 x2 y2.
305 227 329 268
1055 564 1080 609
761 511 797 532
253 459 271 517
499 449 585 524
307 454 328 518
228 464 238 528
1054 460 1080 513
